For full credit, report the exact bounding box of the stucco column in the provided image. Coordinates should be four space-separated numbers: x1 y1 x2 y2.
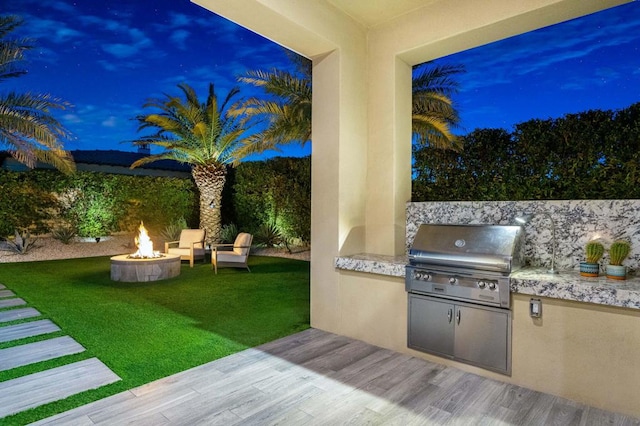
309 50 342 331
365 51 413 256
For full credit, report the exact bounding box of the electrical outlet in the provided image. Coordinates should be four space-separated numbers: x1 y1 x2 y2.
530 298 542 318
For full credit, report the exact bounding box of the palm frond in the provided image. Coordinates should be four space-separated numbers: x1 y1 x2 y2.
411 62 465 149
235 51 312 149
130 82 258 168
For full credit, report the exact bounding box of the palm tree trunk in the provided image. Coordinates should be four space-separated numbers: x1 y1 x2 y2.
192 164 227 244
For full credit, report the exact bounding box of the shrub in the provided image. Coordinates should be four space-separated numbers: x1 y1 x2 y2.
0 172 59 236
230 156 310 242
220 223 239 244
254 222 284 248
51 225 77 244
0 170 198 237
159 217 188 243
2 229 38 254
412 102 640 201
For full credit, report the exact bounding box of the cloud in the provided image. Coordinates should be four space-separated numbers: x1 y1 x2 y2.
102 116 118 127
101 28 153 59
48 0 77 14
169 29 190 50
560 67 625 91
16 16 84 44
169 12 190 28
445 3 640 92
61 113 83 124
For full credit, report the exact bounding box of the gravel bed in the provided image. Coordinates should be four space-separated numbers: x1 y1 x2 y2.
0 235 310 263
0 235 134 263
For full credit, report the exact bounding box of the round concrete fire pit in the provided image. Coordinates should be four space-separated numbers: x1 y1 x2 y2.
110 254 181 282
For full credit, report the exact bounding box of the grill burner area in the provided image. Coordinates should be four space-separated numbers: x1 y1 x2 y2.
405 224 524 375
406 266 510 308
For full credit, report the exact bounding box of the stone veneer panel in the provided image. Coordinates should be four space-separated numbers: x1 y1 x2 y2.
406 200 640 273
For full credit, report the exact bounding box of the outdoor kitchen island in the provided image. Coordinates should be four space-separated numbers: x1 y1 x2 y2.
334 252 640 418
335 253 640 310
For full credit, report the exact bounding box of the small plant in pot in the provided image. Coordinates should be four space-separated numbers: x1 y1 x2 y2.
580 240 604 277
606 240 631 280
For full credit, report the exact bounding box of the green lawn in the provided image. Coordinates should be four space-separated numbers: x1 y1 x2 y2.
0 255 310 425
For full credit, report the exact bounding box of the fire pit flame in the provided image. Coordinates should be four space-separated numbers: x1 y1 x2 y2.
128 222 164 259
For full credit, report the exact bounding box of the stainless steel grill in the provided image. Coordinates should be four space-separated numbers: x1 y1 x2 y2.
406 224 523 308
405 223 524 375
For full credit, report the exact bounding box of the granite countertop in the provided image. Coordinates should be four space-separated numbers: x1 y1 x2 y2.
334 254 640 310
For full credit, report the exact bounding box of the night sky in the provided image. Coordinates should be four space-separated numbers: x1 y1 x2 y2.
3 0 307 160
3 1 640 158
436 1 640 135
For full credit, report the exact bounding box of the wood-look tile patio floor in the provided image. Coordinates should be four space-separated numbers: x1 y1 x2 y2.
33 328 639 425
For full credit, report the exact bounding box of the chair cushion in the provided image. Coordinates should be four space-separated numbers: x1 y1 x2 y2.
217 251 247 263
168 247 205 258
233 233 252 255
178 229 205 249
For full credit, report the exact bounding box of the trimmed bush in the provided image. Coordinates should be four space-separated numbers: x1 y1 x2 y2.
229 156 310 243
0 170 198 238
413 102 640 201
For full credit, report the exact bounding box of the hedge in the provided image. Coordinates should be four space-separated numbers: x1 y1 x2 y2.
413 102 640 201
228 156 311 242
0 170 198 238
0 156 312 244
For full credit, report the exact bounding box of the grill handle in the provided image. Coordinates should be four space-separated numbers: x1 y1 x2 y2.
456 309 461 325
447 308 452 323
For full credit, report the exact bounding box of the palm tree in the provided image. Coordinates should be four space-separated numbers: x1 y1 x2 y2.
130 83 256 243
0 15 74 173
238 53 463 151
234 51 311 154
412 62 465 150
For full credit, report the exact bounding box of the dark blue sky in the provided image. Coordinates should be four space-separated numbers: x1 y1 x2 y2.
436 1 640 135
4 1 640 158
4 0 310 160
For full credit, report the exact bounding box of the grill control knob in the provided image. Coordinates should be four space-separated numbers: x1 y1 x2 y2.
488 282 497 290
414 272 432 281
477 281 486 289
449 277 457 285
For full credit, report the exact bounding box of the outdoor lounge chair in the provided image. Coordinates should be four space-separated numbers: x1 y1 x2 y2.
211 232 253 274
165 229 206 267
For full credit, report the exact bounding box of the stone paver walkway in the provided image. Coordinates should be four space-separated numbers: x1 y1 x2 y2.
0 297 26 308
0 285 121 420
0 336 85 371
0 319 61 343
0 307 41 323
0 358 121 418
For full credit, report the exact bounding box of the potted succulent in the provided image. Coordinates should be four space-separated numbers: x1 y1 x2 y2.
580 240 604 277
606 240 631 280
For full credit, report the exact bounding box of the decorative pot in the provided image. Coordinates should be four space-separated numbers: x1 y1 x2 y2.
605 264 626 280
579 262 600 277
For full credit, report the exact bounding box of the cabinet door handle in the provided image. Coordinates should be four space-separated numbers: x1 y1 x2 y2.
456 309 461 325
447 308 452 323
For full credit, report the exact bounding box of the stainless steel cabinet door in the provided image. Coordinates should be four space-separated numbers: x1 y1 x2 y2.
454 304 510 373
408 295 455 357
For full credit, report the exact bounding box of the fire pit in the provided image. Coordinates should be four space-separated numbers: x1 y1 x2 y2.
110 223 181 282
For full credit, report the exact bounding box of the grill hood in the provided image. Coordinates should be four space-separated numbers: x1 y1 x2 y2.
408 224 524 273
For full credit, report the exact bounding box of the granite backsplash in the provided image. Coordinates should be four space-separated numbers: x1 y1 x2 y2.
406 200 640 273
